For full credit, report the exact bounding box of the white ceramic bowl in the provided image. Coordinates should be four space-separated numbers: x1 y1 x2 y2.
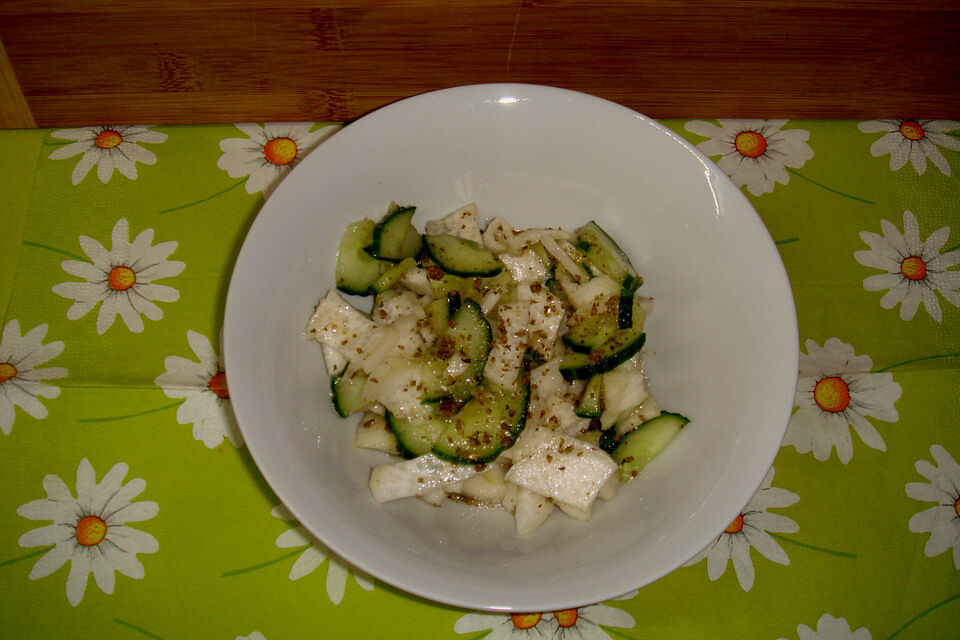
223 84 798 612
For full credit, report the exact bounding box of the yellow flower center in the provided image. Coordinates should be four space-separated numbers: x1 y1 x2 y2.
75 515 107 546
955 496 960 519
0 362 17 383
263 137 298 166
734 131 768 158
511 613 542 629
724 513 744 534
554 609 579 628
108 266 137 291
95 130 124 149
898 120 925 141
814 376 851 413
900 256 927 281
208 371 230 399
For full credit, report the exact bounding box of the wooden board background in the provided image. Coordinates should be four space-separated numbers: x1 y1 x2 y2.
1 0 958 128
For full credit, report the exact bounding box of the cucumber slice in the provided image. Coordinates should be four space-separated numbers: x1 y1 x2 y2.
424 234 503 277
576 221 640 283
421 255 511 306
528 242 555 273
621 273 642 293
446 292 462 315
560 297 646 380
368 205 422 262
431 381 529 464
612 412 689 482
331 368 370 417
560 333 646 381
433 299 492 401
575 375 605 418
598 427 619 453
617 291 634 329
373 257 417 294
424 297 451 336
562 312 619 353
577 430 602 447
386 410 449 459
336 219 383 296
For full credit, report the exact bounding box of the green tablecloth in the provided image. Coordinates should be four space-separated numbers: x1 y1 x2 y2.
1 119 958 640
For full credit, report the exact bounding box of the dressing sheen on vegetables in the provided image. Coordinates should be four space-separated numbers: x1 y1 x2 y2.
307 202 688 536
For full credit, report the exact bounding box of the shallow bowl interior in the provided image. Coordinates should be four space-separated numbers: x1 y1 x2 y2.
223 84 798 612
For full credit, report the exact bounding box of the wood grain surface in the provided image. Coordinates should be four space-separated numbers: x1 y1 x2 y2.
1 0 958 127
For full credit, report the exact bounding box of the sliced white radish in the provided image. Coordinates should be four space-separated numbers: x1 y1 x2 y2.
425 203 483 244
353 412 399 454
515 488 554 536
505 431 617 511
368 453 480 503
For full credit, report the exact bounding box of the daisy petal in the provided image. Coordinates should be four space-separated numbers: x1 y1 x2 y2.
924 130 960 151
920 285 943 322
684 120 725 138
102 543 145 579
858 119 898 133
581 602 635 628
454 613 504 634
96 151 118 183
276 526 312 548
108 526 158 554
18 497 79 523
19 523 75 547
747 511 799 534
117 300 145 333
729 537 755 591
66 553 91 606
927 249 960 270
121 143 157 166
898 282 923 320
921 225 952 259
51 127 97 142
111 149 139 180
922 141 951 176
90 553 116 594
92 296 118 334
908 143 928 175
289 546 325 580
706 536 731 580
28 543 74 580
325 559 348 604
746 529 790 565
71 149 101 185
48 139 92 161
863 273 902 291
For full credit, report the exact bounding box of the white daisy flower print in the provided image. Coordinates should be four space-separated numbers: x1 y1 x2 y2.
684 466 798 591
217 122 338 197
52 218 185 334
779 613 871 640
684 119 814 196
0 320 67 435
271 504 373 604
154 330 241 448
17 458 159 606
47 126 167 185
455 611 549 639
854 209 960 322
545 596 637 640
858 119 960 176
455 593 636 640
236 634 267 640
905 444 960 569
785 338 902 463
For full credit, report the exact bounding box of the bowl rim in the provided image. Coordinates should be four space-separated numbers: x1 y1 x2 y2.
223 83 799 611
